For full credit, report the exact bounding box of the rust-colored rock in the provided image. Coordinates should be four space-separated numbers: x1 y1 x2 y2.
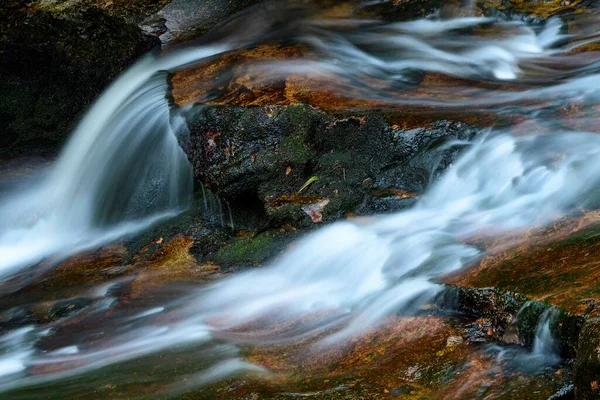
445 211 600 315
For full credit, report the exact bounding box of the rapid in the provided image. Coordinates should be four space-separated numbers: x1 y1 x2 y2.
2 1 600 397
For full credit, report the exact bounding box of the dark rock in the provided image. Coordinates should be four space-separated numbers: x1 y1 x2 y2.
0 306 34 333
574 318 600 399
0 5 160 157
141 0 262 44
45 297 93 322
446 285 584 355
515 301 548 347
123 191 299 269
515 303 583 358
448 286 527 342
185 104 479 229
361 0 445 22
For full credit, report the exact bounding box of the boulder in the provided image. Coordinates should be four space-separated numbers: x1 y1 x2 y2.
0 3 159 156
184 104 478 229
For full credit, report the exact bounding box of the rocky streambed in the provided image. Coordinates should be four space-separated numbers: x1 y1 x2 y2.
3 0 600 399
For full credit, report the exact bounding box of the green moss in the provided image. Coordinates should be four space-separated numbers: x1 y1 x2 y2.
278 133 310 164
276 104 319 164
213 233 280 265
285 104 320 136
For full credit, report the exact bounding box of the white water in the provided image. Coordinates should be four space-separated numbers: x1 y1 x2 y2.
533 307 560 362
1 4 600 395
490 303 561 371
0 45 231 281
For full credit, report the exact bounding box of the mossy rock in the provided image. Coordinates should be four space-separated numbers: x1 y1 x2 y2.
185 104 479 229
211 230 296 266
574 318 600 399
0 5 159 156
516 301 548 347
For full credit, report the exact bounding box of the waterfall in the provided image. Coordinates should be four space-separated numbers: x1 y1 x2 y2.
0 46 230 280
1 4 600 394
532 307 560 363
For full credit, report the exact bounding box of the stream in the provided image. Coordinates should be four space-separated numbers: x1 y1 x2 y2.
1 1 600 398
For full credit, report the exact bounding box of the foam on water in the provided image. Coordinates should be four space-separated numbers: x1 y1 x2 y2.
1 4 600 394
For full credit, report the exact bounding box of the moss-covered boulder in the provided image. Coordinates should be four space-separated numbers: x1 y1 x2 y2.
185 104 478 229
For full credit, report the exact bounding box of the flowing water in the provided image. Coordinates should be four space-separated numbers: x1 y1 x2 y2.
1 1 600 397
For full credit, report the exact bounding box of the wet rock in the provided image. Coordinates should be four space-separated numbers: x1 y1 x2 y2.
123 192 299 271
0 4 159 156
574 318 600 399
0 307 34 333
185 104 479 229
210 230 297 268
444 286 526 339
141 0 262 44
485 0 584 19
361 0 445 22
446 285 584 356
516 301 549 347
29 0 172 21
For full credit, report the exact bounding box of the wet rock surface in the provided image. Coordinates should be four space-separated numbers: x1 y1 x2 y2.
446 212 600 316
0 2 159 157
1 0 600 398
141 0 262 44
445 286 585 359
574 318 600 399
185 104 479 229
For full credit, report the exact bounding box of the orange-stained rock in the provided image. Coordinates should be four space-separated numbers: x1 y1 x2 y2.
197 314 571 400
445 211 600 315
482 0 583 19
128 235 221 298
171 44 304 107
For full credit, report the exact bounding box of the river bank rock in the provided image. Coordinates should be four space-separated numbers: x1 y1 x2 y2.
140 0 262 45
184 104 478 229
574 318 600 399
442 285 584 358
445 213 600 317
0 2 159 157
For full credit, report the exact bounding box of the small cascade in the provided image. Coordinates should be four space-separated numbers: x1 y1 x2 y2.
198 184 235 231
532 307 561 364
488 303 561 374
2 3 600 394
0 45 232 281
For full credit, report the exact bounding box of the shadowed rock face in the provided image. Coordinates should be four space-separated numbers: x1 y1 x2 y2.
0 3 159 157
0 0 265 158
575 318 600 399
